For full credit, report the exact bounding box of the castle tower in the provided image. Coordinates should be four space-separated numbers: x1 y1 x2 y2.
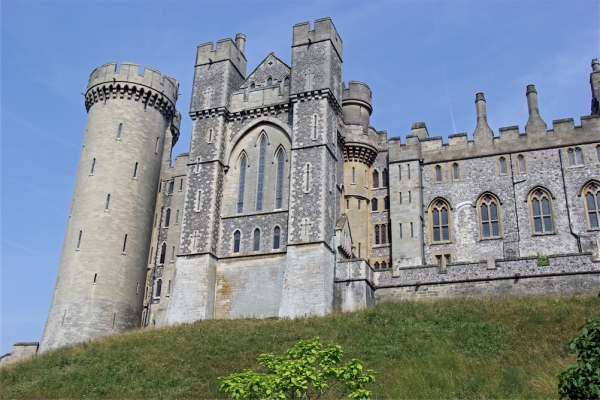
278 18 344 317
40 62 179 351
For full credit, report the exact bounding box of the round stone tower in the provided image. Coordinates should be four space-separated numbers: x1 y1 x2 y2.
40 62 179 352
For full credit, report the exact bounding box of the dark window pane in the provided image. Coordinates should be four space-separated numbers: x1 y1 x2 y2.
542 198 550 214
589 212 599 228
491 203 498 220
481 204 489 221
441 208 448 225
374 262 379 269
587 193 596 210
382 225 387 244
273 227 280 249
433 227 440 242
375 225 380 244
256 137 267 211
482 222 490 237
237 157 246 213
382 169 388 187
372 171 379 188
156 280 162 297
442 226 449 241
543 216 552 231
532 199 540 216
372 198 378 211
276 151 284 209
492 221 499 236
253 229 260 251
234 232 240 253
534 217 542 233
568 149 575 165
433 209 439 226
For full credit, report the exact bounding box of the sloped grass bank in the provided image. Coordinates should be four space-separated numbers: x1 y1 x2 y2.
2 296 598 399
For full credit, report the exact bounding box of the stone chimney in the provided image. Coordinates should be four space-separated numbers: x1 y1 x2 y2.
525 85 547 134
591 58 600 115
235 33 246 55
473 93 493 140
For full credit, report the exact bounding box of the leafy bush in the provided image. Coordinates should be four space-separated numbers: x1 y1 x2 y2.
537 253 549 266
218 337 375 399
557 317 600 399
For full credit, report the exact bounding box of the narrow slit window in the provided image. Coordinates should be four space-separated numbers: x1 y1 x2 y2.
435 165 442 182
233 231 241 253
160 243 166 264
364 170 368 188
275 150 285 209
164 209 171 227
372 170 379 188
372 198 378 211
253 229 260 251
196 190 202 212
136 283 139 295
117 123 122 139
452 163 459 180
382 168 388 187
105 194 111 211
305 164 310 192
256 136 267 211
346 199 349 209
518 155 526 173
133 162 138 178
399 192 403 204
155 137 160 154
168 181 174 194
168 280 171 295
399 223 403 238
381 224 387 244
171 246 175 262
352 167 355 184
179 179 183 191
358 200 361 211
156 280 162 297
91 158 96 174
208 129 213 143
409 191 412 203
313 116 318 140
407 164 411 179
154 213 157 228
596 145 600 162
93 273 97 284
375 225 380 244
149 247 153 264
237 155 247 213
175 210 179 225
410 222 414 237
273 227 281 250
384 196 389 210
122 234 127 253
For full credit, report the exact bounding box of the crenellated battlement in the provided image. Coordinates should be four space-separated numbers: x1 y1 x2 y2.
85 62 179 119
195 38 247 77
342 81 372 113
292 18 343 59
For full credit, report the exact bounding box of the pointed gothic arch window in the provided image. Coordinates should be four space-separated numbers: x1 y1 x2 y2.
273 226 281 250
284 76 290 84
517 155 526 173
583 182 600 229
430 199 451 243
372 170 379 188
250 82 256 89
529 188 554 234
237 154 247 213
253 228 261 251
267 77 273 86
435 165 442 182
374 262 380 270
499 157 507 175
382 261 387 269
275 149 285 209
256 135 267 211
233 230 241 253
478 194 501 238
382 168 388 187
452 163 459 180
372 198 378 212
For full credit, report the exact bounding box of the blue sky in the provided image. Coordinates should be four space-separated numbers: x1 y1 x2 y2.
1 0 598 355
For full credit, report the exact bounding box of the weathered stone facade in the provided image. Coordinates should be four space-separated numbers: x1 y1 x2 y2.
31 18 599 359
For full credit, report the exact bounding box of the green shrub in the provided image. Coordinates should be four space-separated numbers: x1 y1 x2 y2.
557 317 600 399
218 337 375 400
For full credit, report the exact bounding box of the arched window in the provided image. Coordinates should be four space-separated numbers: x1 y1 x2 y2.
479 194 501 238
164 208 171 227
273 227 281 250
372 170 379 188
517 155 526 173
105 194 110 211
583 182 600 229
253 229 261 251
275 149 285 209
372 198 378 211
382 168 388 187
250 82 256 89
156 279 162 297
237 155 247 213
256 135 267 211
284 76 290 84
375 225 380 245
384 196 389 210
568 147 584 166
382 261 387 269
530 189 554 234
374 262 380 270
435 165 442 182
431 200 450 242
233 231 241 253
267 77 273 86
160 242 166 264
168 181 174 194
452 163 459 180
499 157 507 175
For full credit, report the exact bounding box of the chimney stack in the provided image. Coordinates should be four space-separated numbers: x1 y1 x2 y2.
235 33 246 55
591 58 600 115
473 93 493 140
525 85 547 134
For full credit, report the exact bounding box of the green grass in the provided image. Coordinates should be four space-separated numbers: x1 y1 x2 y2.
1 296 598 399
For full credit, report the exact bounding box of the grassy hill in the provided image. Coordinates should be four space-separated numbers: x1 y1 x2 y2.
2 296 598 399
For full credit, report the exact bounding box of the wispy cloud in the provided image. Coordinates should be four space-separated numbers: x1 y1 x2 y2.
2 109 80 150
1 237 58 262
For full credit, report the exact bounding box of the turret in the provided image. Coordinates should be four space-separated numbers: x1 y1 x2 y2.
342 81 372 134
40 63 179 352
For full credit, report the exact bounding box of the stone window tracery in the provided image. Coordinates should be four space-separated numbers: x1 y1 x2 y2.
478 194 501 238
237 154 247 213
256 135 267 211
529 189 554 234
430 200 451 243
583 182 600 229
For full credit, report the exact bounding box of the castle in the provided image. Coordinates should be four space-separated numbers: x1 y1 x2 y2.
5 18 599 360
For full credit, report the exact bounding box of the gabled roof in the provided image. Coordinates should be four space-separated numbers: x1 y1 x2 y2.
239 52 291 90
